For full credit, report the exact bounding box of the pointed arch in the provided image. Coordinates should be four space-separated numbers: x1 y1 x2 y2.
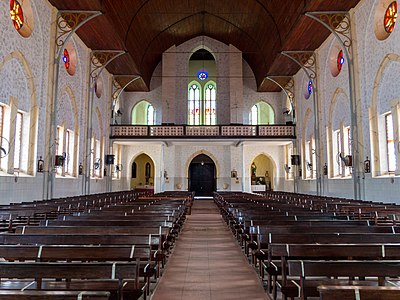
0 50 38 174
132 100 155 125
185 150 220 177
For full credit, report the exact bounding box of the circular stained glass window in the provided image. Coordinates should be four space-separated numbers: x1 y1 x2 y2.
384 1 397 33
308 80 313 95
10 0 24 31
63 49 70 70
197 70 208 81
337 50 345 73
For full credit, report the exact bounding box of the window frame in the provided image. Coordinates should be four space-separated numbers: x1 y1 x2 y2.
13 112 23 170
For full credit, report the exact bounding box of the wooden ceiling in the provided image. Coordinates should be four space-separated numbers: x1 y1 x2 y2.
48 0 361 92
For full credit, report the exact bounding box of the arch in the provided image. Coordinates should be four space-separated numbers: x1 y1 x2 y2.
0 50 37 174
95 107 104 138
62 86 80 134
251 100 275 125
189 47 216 61
328 87 348 129
301 108 313 141
370 54 400 176
249 153 277 190
188 153 216 196
0 50 37 109
131 100 154 125
371 53 400 110
185 150 220 178
129 152 156 188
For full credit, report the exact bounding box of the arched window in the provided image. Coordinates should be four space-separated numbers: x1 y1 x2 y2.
13 112 23 170
63 49 70 70
385 113 397 173
249 102 275 125
204 83 216 125
188 49 217 125
188 83 201 125
337 50 345 73
147 104 154 125
10 0 24 31
384 1 398 33
132 100 155 125
64 130 74 176
250 105 258 125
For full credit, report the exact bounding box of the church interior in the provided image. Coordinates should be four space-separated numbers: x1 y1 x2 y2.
0 0 400 299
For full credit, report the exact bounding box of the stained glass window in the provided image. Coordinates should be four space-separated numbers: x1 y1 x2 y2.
204 84 216 125
197 70 208 81
63 49 70 70
10 0 24 31
384 1 397 33
308 80 313 95
337 50 345 72
188 83 201 125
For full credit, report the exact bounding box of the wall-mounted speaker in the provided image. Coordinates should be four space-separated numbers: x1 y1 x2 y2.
291 154 300 166
105 154 115 165
54 155 64 167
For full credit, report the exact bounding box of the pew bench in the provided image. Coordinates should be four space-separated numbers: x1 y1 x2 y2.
0 261 145 300
318 285 400 300
286 260 400 300
0 290 110 299
268 244 400 299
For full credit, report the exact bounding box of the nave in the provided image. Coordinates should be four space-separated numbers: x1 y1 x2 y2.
1 190 400 299
151 199 268 300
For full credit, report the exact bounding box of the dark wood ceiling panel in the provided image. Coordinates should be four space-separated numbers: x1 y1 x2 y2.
47 0 362 92
47 0 103 11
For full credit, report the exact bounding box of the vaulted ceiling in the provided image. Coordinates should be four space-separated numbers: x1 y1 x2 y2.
48 0 361 92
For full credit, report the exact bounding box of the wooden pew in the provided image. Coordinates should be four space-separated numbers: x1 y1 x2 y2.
0 261 144 300
270 244 400 299
287 260 400 300
318 286 400 300
0 290 110 299
0 244 156 295
0 234 166 277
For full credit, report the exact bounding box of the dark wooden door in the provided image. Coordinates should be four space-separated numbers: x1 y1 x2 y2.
189 163 215 196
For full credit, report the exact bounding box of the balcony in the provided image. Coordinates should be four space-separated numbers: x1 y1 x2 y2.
110 124 296 140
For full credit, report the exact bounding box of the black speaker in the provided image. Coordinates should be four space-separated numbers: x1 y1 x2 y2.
105 154 115 165
55 155 64 167
291 155 300 166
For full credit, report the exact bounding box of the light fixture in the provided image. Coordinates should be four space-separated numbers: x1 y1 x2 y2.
364 156 370 173
37 156 44 172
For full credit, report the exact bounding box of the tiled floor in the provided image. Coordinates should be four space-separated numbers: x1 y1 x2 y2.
151 200 269 300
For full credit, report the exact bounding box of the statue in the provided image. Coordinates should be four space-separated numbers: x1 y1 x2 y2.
251 162 257 176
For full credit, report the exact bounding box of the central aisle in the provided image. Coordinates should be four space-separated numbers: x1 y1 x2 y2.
151 199 268 300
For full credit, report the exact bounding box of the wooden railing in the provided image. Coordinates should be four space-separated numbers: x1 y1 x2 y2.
110 124 296 139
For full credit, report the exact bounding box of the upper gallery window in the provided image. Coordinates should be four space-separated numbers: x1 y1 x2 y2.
384 1 398 33
10 0 24 31
337 50 345 73
9 0 33 37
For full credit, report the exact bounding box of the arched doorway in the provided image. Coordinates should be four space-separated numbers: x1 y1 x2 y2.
250 154 274 192
131 153 155 191
189 154 216 196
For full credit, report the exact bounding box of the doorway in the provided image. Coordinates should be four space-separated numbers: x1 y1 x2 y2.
189 154 216 196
